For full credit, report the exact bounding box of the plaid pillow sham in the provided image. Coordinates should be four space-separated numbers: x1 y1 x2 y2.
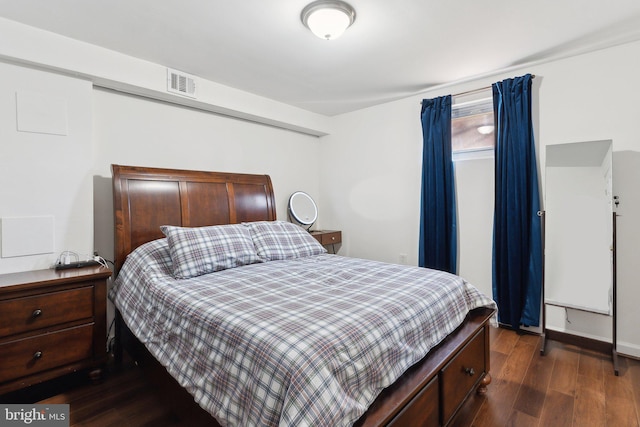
244 220 327 261
160 224 261 279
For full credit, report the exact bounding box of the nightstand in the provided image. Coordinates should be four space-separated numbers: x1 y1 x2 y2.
310 230 341 253
0 266 111 395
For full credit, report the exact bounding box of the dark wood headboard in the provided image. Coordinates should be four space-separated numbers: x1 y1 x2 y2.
111 164 276 273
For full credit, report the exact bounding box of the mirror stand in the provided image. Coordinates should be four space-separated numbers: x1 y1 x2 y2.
612 211 619 375
540 211 619 376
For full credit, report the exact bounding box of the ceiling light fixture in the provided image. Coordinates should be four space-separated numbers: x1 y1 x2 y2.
301 0 356 41
477 125 495 135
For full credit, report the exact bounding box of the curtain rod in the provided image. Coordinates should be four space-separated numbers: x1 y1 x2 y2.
421 74 536 102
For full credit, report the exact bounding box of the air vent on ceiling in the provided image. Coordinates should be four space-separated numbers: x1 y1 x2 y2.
167 68 197 98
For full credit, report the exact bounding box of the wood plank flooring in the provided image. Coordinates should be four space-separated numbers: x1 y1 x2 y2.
452 327 640 427
2 327 639 426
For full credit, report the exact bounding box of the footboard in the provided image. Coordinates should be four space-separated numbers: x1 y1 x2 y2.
355 307 494 427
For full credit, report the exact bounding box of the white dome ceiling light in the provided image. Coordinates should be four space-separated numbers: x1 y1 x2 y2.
301 0 356 41
477 125 495 135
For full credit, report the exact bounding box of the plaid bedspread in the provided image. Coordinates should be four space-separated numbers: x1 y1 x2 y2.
110 238 496 427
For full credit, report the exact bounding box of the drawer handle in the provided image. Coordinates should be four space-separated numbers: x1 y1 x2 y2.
33 351 43 360
464 367 475 377
331 236 336 241
32 309 43 318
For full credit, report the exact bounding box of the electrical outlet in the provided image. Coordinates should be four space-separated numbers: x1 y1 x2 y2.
399 253 407 264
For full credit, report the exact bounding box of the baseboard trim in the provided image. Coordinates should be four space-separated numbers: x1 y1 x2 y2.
545 329 612 355
616 342 640 360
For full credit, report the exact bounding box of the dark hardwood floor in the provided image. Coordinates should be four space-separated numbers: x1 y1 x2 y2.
452 327 640 427
2 327 639 426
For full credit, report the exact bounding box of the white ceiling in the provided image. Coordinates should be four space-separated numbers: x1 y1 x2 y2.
2 0 640 116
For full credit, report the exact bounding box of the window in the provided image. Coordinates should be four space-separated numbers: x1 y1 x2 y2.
452 96 494 160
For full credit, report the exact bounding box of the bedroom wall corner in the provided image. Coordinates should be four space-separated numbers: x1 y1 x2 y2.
318 39 640 358
89 88 324 267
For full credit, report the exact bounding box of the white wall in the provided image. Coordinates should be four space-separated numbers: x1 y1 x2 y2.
454 157 495 294
0 17 326 276
89 89 322 331
91 88 322 264
0 68 322 274
0 62 93 273
321 40 640 357
1 17 639 358
538 43 640 357
318 102 423 264
0 17 331 137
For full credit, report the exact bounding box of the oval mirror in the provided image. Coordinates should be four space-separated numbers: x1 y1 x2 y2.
288 191 318 228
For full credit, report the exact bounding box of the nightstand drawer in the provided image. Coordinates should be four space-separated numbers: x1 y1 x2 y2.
0 286 94 337
0 324 93 383
320 231 341 245
0 266 110 395
312 230 341 245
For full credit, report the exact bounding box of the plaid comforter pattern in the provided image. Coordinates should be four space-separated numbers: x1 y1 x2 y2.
110 238 496 427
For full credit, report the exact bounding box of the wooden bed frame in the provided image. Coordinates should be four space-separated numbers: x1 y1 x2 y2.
111 164 494 426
